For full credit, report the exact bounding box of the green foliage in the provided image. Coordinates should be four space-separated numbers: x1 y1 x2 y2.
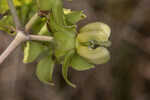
71 53 95 71
36 53 55 85
54 31 75 61
0 0 37 34
23 41 47 63
65 10 86 25
62 50 76 88
0 0 111 88
0 15 14 34
0 0 32 14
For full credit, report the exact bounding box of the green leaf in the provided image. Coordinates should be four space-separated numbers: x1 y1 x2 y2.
0 15 15 34
31 17 46 34
38 24 52 36
36 54 55 85
71 53 95 71
36 0 53 11
54 31 75 60
49 15 76 33
65 11 86 25
62 50 76 88
23 41 47 63
18 4 30 25
52 0 64 25
48 11 77 61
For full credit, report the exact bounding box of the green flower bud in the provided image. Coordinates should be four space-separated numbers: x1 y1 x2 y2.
80 22 111 40
76 22 111 64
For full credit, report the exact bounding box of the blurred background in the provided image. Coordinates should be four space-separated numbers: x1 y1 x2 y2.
1 0 150 100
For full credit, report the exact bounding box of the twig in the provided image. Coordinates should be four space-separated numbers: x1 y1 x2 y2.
25 13 40 32
0 0 54 64
0 31 27 64
29 35 53 42
0 31 53 64
7 0 22 30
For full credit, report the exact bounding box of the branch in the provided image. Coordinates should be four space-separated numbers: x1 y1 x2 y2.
25 13 40 32
0 0 53 64
7 0 22 30
29 35 53 42
0 31 53 64
0 31 27 64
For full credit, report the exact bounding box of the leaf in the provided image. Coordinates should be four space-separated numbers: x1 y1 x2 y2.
54 31 75 60
65 11 86 25
18 4 30 25
38 24 52 36
23 41 47 63
48 9 77 61
62 50 76 88
36 54 55 85
36 0 53 11
31 17 46 34
0 15 15 34
71 53 95 71
49 15 76 33
0 0 36 33
52 0 64 25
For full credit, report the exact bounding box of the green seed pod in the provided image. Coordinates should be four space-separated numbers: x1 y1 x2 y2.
76 22 111 64
79 22 111 41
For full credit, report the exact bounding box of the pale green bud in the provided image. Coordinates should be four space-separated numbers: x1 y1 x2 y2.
76 22 111 64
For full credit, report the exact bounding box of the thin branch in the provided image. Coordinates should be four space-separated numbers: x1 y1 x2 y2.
25 13 40 32
29 35 53 42
0 30 53 64
7 0 22 30
0 1 53 64
0 31 27 64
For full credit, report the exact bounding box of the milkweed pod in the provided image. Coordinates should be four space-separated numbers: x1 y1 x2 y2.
77 31 110 43
76 44 110 64
79 22 111 40
76 22 111 64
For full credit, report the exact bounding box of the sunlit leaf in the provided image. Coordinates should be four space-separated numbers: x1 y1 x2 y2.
38 24 52 36
23 41 47 63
